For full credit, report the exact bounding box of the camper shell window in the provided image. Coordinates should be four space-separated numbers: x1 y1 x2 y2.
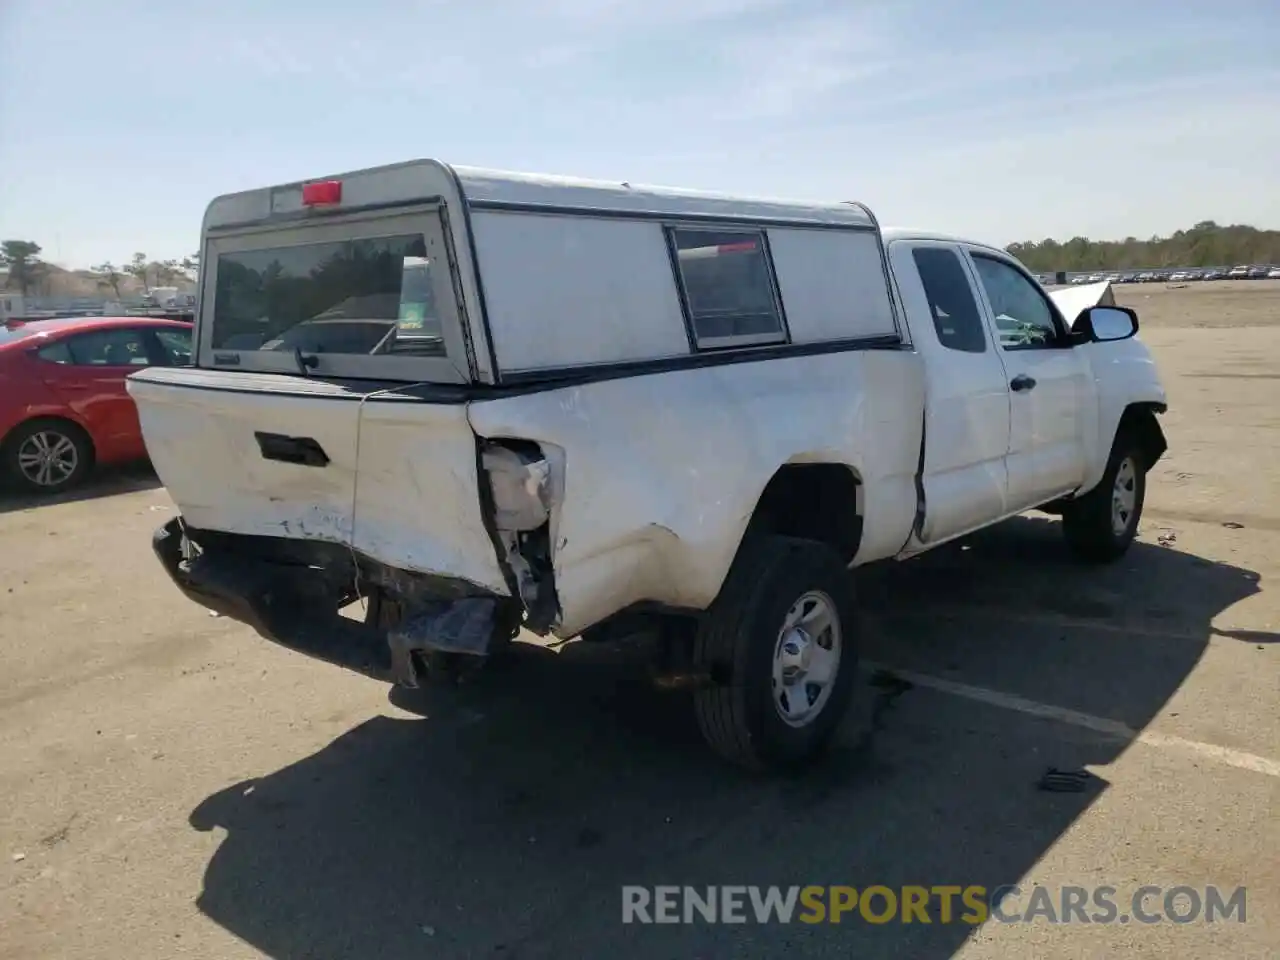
667 227 788 349
199 207 470 383
211 238 443 356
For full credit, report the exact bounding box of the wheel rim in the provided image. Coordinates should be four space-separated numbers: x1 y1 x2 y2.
1112 455 1138 536
16 430 79 488
771 590 842 728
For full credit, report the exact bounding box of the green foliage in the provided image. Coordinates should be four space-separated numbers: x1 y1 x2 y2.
1006 222 1280 272
123 252 151 291
91 262 125 298
0 239 47 296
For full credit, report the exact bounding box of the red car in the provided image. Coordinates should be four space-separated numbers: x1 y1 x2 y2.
0 316 193 494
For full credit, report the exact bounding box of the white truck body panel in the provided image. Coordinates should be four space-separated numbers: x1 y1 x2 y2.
885 236 1013 544
130 368 514 596
467 350 922 636
468 211 695 372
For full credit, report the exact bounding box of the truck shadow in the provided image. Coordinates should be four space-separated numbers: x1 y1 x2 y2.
187 515 1262 959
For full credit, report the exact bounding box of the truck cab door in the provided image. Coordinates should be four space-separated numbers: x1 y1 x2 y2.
963 249 1097 511
889 239 1011 545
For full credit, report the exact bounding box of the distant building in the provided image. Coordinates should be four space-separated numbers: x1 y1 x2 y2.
0 293 27 322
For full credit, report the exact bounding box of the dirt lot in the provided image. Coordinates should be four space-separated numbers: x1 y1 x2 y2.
1 281 1277 960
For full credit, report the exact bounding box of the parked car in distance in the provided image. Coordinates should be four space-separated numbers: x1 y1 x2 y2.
1268 267 1280 279
1247 265 1270 279
1227 265 1251 279
0 316 193 494
1201 268 1224 281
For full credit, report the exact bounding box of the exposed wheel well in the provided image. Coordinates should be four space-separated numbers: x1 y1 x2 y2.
1042 402 1167 513
1118 402 1168 471
745 463 863 564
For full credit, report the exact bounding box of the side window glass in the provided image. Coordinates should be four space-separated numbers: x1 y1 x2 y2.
910 247 987 353
35 341 73 364
65 328 152 367
971 256 1059 349
668 227 786 349
154 328 193 366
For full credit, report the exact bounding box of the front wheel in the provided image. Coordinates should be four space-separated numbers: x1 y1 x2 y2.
692 536 860 773
1062 435 1147 563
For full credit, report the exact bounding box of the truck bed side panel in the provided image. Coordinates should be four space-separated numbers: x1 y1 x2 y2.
468 348 924 637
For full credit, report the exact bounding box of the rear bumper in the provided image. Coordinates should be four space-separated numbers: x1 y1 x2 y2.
152 518 396 682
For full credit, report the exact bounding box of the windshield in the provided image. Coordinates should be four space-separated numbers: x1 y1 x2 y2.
210 235 445 358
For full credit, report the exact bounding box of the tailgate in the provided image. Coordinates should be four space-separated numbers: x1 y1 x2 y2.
126 367 512 596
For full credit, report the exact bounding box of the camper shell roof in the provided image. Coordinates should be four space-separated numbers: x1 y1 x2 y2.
202 159 880 233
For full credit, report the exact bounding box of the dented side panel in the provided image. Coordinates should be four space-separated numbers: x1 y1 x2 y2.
468 349 925 638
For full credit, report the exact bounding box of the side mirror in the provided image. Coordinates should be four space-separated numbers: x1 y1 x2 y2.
1071 305 1138 344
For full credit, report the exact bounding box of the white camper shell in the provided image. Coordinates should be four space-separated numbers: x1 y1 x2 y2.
129 160 1168 772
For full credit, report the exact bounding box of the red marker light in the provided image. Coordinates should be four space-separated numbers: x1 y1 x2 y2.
302 180 342 206
716 241 758 254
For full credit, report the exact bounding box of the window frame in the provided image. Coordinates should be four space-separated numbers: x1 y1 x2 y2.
966 250 1071 352
909 244 989 354
664 223 790 351
198 203 472 383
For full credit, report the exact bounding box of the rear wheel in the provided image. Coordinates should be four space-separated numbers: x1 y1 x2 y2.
2 418 94 495
693 536 860 772
1062 432 1146 563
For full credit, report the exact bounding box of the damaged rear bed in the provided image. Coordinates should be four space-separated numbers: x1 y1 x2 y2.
132 368 563 687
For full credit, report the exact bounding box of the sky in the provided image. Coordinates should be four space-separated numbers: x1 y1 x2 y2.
1 0 1277 268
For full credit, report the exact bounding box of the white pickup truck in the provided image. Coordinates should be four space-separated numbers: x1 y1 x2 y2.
127 160 1168 772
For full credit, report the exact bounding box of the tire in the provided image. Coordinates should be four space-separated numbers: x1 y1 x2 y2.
692 535 860 773
2 418 94 495
1062 430 1146 563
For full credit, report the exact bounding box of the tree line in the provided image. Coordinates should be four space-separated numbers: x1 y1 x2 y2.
5 220 1278 297
0 240 199 299
1006 221 1280 273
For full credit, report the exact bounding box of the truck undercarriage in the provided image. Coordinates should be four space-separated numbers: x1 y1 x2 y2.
152 517 528 688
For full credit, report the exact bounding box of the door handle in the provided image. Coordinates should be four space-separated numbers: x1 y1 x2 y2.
1010 374 1037 392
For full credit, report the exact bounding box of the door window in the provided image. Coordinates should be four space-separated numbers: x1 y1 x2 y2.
35 340 74 364
911 247 987 353
970 255 1062 349
153 327 194 366
64 328 152 366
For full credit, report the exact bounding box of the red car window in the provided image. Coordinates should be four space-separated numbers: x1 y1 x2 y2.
35 340 74 364
63 328 151 367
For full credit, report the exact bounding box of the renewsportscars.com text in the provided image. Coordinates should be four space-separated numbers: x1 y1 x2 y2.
621 885 1247 926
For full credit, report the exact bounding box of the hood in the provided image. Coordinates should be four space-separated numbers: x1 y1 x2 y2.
1048 280 1115 328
